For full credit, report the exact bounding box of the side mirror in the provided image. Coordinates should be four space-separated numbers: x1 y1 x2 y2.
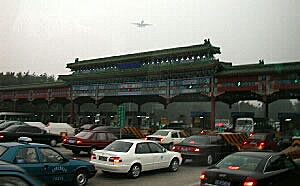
163 148 167 153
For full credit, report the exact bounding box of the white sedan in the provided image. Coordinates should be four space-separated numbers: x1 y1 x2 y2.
90 139 182 178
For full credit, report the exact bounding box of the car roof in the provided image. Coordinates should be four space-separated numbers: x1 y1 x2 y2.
156 129 180 132
115 139 149 143
0 142 50 148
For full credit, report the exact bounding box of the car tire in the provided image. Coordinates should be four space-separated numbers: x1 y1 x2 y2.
206 154 214 166
50 139 57 147
73 169 88 186
168 158 179 172
128 164 141 178
72 150 81 155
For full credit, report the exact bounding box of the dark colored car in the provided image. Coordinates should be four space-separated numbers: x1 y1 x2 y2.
241 133 277 152
0 159 42 186
200 151 300 186
0 139 97 186
62 130 118 155
75 124 103 135
172 135 238 165
0 125 62 147
0 120 28 131
92 126 138 139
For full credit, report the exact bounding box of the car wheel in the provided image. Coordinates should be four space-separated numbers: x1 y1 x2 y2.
50 139 57 147
168 158 179 172
128 164 141 178
73 170 88 186
207 154 214 166
72 150 80 155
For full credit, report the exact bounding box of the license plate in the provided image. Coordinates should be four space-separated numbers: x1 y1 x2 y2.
250 141 257 144
215 180 231 186
98 156 108 161
68 139 75 143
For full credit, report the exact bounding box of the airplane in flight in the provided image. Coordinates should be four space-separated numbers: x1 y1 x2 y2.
131 20 152 28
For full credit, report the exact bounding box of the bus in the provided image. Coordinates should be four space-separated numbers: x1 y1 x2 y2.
0 112 35 122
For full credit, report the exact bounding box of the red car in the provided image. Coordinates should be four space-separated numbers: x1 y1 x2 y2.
62 130 118 155
241 133 277 151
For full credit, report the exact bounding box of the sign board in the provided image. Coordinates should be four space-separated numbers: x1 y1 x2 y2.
117 106 126 127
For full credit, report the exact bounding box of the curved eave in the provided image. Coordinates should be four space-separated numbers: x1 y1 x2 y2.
0 81 68 91
66 44 220 69
216 61 300 77
59 61 219 81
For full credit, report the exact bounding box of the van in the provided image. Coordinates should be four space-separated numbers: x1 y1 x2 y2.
45 122 75 137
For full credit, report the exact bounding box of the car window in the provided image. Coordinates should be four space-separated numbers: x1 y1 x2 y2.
148 142 164 153
217 154 263 171
210 136 219 144
153 130 169 136
135 143 151 154
75 131 93 139
248 134 265 140
104 141 133 152
16 126 31 133
171 132 179 138
107 133 117 140
0 175 30 186
265 155 296 172
96 133 107 141
179 131 185 138
0 146 8 156
30 127 42 134
39 148 64 163
182 136 210 145
14 148 39 164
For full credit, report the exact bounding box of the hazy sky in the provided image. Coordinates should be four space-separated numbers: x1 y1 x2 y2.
1 0 299 77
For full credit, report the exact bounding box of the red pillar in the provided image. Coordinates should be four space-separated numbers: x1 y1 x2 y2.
263 96 269 120
210 95 216 130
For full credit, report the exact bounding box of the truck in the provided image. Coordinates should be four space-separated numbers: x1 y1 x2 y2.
234 117 255 133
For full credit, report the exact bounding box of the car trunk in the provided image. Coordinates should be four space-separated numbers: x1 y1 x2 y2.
205 168 252 186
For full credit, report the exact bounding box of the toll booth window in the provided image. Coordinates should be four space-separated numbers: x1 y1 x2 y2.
15 148 39 164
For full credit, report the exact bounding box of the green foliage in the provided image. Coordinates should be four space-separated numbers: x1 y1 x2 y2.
0 71 56 87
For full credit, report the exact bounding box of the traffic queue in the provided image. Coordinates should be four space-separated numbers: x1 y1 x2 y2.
0 121 299 186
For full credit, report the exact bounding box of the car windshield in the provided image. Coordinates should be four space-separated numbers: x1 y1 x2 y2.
0 146 8 156
75 131 93 139
182 136 212 145
80 124 94 129
104 141 133 152
248 134 266 140
153 131 169 136
216 154 263 171
3 125 19 132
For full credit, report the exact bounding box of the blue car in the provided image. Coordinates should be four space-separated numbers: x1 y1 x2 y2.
0 159 42 186
0 137 97 186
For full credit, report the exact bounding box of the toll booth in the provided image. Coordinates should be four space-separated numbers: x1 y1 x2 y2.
191 112 210 129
